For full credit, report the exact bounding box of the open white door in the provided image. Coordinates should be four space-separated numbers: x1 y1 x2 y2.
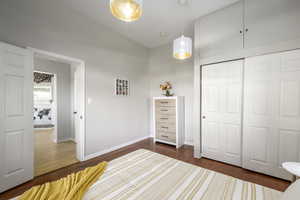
0 42 33 192
73 64 85 161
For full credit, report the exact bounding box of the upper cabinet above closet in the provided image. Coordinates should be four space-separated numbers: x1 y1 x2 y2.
195 0 300 65
244 0 300 51
195 2 244 62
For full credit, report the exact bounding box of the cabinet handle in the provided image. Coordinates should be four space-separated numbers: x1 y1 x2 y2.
160 118 168 120
202 116 206 119
161 126 168 129
160 102 168 104
161 109 168 112
161 135 169 138
239 30 243 34
245 28 249 32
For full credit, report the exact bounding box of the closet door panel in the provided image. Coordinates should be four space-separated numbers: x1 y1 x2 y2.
202 65 222 160
243 49 300 180
276 51 300 178
278 130 300 164
202 60 243 166
243 55 278 176
244 0 300 51
224 124 241 158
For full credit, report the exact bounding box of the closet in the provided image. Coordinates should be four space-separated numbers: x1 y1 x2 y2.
201 49 300 180
196 0 300 180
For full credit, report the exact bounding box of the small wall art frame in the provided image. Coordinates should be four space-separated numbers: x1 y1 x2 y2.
115 78 130 96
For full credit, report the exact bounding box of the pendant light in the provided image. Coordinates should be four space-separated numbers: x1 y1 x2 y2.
173 35 192 60
110 0 143 22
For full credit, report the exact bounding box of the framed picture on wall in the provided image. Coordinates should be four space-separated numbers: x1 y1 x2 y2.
115 78 130 96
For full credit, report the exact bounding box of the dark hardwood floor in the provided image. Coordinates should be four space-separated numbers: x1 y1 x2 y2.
0 138 290 200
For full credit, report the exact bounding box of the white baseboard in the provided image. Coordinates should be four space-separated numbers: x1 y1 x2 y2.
57 138 73 143
150 136 193 146
84 136 150 161
184 141 194 146
69 138 77 143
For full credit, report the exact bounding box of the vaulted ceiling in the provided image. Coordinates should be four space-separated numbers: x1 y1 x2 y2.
67 0 239 48
2 0 239 48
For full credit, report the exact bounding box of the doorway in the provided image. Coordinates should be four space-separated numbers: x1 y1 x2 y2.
0 42 86 192
31 48 86 176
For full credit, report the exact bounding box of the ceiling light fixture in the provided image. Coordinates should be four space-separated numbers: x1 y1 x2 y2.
110 0 143 22
173 35 192 60
160 32 169 37
178 0 189 6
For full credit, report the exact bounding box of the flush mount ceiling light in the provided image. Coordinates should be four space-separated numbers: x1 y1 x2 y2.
110 0 143 22
173 35 192 60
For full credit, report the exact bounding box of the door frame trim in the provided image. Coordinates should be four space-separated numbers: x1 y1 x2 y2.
28 47 86 162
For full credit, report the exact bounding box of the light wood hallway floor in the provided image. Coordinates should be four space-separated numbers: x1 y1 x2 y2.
34 129 78 176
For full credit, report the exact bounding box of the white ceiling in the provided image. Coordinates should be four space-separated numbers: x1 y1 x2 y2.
65 0 240 48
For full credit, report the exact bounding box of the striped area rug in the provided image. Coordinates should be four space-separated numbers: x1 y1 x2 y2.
83 149 282 200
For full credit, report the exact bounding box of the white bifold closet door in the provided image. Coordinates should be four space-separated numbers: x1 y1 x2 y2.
201 60 243 166
243 49 300 180
0 42 34 192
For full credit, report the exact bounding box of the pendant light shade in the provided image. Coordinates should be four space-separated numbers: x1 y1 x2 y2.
173 35 192 60
110 0 143 22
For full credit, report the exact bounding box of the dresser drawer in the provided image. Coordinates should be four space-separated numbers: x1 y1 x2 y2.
155 99 176 107
156 132 176 143
156 123 176 133
156 115 176 123
155 107 176 115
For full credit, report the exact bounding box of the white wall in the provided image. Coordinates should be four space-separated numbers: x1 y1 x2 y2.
148 43 194 145
34 57 72 142
0 0 150 157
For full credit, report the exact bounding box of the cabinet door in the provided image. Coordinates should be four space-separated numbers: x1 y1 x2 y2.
201 60 243 166
196 1 243 61
244 0 300 51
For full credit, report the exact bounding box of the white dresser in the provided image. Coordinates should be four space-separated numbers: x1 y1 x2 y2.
153 97 185 148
